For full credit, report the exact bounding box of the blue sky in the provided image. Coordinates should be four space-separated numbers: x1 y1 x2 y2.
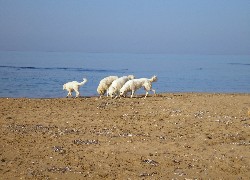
0 0 249 54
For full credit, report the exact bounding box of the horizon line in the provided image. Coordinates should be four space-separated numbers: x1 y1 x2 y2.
0 49 249 56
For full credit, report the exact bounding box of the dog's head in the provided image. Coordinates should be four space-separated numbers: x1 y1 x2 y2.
63 84 66 90
151 75 158 82
127 75 135 80
108 87 116 98
110 92 116 98
120 90 125 97
97 87 105 95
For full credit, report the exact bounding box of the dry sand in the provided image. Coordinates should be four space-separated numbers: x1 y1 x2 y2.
0 93 250 179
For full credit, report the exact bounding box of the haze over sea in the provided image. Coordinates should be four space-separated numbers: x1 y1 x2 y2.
0 51 249 98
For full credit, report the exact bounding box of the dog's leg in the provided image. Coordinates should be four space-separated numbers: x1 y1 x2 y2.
144 91 149 98
115 93 121 99
74 87 80 98
75 90 80 98
152 89 156 96
130 90 134 98
143 85 149 98
106 89 109 97
67 91 72 98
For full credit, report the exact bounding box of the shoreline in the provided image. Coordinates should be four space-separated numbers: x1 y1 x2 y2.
1 92 250 99
1 93 250 179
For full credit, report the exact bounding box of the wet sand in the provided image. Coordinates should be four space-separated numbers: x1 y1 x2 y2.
0 93 250 179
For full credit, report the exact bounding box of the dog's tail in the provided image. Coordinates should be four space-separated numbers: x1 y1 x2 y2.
78 78 88 86
149 75 158 83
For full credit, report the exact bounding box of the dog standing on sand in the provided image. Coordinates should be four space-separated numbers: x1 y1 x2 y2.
97 75 119 98
120 75 158 98
63 78 87 98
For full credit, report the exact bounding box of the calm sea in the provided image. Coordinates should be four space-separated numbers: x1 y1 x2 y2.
0 51 249 98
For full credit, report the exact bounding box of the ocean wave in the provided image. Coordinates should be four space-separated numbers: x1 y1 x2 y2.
228 63 250 66
0 65 127 73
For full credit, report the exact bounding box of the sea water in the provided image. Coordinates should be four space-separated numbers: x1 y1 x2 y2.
0 51 249 98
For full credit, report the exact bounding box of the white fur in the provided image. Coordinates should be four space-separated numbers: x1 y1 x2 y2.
108 75 135 98
120 75 157 98
97 76 118 98
63 78 87 98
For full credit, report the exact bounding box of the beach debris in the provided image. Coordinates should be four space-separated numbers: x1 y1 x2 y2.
97 102 109 109
171 109 182 114
90 127 115 136
73 139 99 145
141 158 159 166
194 111 205 118
230 141 250 146
174 168 186 176
168 108 182 116
243 123 250 127
157 135 167 140
7 124 50 133
57 128 80 136
173 159 181 164
52 146 66 154
118 132 133 137
139 172 157 177
47 166 71 173
6 123 82 138
96 101 121 109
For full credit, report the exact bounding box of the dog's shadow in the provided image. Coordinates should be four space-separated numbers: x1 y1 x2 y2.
123 94 159 99
64 96 95 99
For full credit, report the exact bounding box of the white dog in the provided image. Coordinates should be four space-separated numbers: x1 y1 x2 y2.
63 78 87 98
120 75 157 98
108 75 135 98
97 76 118 98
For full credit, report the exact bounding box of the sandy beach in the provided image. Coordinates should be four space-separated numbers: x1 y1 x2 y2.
0 93 250 179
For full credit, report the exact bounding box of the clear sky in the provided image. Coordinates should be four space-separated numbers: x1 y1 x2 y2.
0 0 249 55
